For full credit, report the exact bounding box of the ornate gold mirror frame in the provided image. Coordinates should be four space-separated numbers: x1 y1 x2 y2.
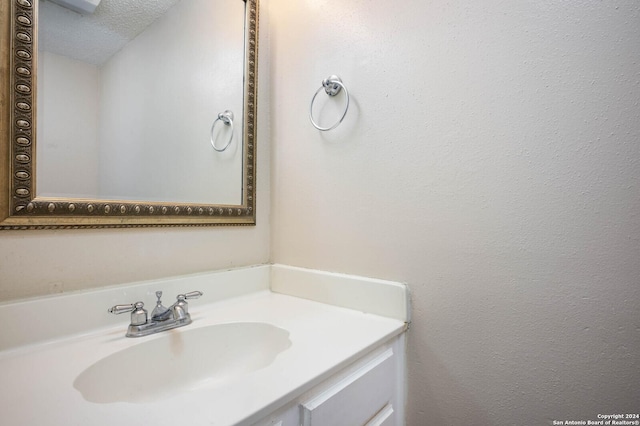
0 0 258 229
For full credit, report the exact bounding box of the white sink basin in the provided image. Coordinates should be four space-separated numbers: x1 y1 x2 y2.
74 322 291 403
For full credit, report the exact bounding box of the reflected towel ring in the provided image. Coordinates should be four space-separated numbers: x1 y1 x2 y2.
210 110 234 152
309 75 350 131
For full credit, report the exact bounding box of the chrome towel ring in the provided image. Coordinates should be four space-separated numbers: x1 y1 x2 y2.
309 75 350 131
210 110 234 152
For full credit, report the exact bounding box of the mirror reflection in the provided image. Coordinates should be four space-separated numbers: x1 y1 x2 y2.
37 0 245 204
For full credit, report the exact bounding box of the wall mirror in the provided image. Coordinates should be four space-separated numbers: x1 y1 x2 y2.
0 0 258 229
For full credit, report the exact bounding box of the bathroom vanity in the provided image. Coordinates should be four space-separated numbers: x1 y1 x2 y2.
0 265 409 426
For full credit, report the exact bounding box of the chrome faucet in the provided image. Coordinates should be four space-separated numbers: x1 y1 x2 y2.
108 290 203 337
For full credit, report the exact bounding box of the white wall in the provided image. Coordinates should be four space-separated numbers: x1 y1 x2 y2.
36 51 100 198
0 1 271 301
269 0 640 424
98 0 245 204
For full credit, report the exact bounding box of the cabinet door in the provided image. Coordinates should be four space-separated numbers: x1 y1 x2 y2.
299 347 396 426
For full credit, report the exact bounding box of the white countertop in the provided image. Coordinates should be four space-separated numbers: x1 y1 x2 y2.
0 290 406 426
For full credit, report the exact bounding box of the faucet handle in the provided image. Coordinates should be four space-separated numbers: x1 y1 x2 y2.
182 291 203 300
109 303 138 314
108 301 147 326
172 291 203 320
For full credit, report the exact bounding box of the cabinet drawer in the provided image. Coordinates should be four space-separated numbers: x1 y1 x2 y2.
365 404 396 426
300 347 396 426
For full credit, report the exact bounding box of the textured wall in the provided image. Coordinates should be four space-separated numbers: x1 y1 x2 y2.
38 0 245 203
268 0 640 424
37 51 100 198
98 0 245 203
38 0 182 65
0 1 271 302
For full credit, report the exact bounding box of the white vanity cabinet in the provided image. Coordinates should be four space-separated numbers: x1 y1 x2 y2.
0 265 409 426
251 334 406 426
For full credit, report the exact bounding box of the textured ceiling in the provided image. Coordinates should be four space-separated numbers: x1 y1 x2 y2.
38 0 183 65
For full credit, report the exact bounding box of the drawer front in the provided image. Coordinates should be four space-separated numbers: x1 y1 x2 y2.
300 347 396 426
365 404 396 426
250 401 299 426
